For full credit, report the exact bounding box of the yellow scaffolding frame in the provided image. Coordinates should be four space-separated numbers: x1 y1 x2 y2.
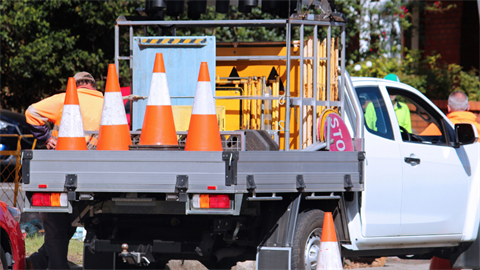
0 134 37 207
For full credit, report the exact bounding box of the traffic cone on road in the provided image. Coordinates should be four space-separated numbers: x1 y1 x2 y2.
96 64 132 150
429 256 453 270
184 62 223 151
316 212 343 270
139 53 178 146
56 77 88 151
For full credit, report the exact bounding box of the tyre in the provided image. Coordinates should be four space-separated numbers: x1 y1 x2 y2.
0 246 7 270
291 209 325 270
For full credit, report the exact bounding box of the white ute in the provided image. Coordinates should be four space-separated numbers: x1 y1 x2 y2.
344 76 480 268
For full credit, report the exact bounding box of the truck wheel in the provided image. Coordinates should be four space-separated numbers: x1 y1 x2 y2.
0 246 7 270
291 209 325 270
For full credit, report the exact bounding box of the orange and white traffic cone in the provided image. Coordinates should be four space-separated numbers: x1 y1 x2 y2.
139 53 178 146
56 77 88 151
184 62 223 151
96 64 132 150
429 256 453 270
316 212 343 270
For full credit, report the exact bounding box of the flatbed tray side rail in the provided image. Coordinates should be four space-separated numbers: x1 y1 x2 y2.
23 150 363 194
236 151 362 193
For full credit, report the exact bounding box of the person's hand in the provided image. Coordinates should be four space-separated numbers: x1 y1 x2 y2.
45 137 57 150
123 94 146 102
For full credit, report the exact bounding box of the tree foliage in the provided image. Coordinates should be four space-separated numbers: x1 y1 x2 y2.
346 0 479 101
348 49 480 101
1 0 476 112
1 0 141 111
160 5 282 42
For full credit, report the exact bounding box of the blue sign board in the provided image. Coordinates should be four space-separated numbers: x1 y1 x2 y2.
132 36 216 130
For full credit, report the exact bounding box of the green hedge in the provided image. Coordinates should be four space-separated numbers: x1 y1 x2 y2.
347 49 480 101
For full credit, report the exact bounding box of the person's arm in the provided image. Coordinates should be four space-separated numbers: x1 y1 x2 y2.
403 106 412 133
364 102 377 131
25 94 63 148
396 102 412 133
24 118 57 149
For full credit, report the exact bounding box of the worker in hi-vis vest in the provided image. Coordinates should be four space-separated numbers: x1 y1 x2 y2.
421 90 480 140
364 74 412 133
25 72 104 270
26 72 104 150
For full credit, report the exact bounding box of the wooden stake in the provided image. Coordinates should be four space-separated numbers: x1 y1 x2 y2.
250 79 256 130
306 36 313 146
242 82 248 129
256 79 262 129
272 77 279 131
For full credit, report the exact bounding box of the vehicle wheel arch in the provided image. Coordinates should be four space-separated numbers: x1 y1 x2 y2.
291 195 349 270
0 227 12 269
0 228 12 259
296 196 349 243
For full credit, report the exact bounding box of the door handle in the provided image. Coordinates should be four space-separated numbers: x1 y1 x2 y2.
404 157 421 165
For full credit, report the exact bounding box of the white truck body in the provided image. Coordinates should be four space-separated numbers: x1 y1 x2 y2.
346 78 480 254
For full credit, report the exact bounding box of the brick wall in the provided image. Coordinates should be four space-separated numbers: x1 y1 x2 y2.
460 1 480 70
423 1 464 65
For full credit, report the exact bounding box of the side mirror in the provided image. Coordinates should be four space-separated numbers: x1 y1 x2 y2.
454 123 478 147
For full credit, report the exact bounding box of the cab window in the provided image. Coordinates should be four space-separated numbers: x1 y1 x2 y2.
387 87 448 145
356 86 394 140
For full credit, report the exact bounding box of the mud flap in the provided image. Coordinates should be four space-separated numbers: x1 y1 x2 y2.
256 247 291 270
255 195 300 270
453 225 480 269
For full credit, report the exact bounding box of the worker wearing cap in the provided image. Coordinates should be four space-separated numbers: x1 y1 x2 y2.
26 72 104 149
421 91 480 140
383 74 412 132
25 72 104 270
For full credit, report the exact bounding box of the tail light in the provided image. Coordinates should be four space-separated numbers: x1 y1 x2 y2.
31 193 68 207
192 194 231 209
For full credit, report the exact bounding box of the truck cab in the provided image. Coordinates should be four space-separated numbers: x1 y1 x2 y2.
344 77 480 260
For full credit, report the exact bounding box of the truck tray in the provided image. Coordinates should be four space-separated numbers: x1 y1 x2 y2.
22 150 363 194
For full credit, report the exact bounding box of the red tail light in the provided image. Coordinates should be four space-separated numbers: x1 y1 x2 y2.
32 193 43 206
42 193 51 206
31 193 68 207
209 195 230 208
192 194 230 209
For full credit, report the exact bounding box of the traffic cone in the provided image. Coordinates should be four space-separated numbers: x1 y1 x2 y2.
139 53 178 145
96 64 132 150
184 62 223 151
316 212 343 270
429 256 453 270
56 77 88 151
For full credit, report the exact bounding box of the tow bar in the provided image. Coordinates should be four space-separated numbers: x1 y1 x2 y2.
118 243 155 266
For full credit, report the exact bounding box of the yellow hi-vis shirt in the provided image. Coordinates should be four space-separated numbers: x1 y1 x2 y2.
26 87 104 144
364 101 412 133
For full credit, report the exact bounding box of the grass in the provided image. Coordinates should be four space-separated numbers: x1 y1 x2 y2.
25 234 84 266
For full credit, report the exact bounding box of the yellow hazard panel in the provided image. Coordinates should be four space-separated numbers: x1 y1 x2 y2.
172 105 225 132
214 45 302 149
214 41 340 150
215 89 241 131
